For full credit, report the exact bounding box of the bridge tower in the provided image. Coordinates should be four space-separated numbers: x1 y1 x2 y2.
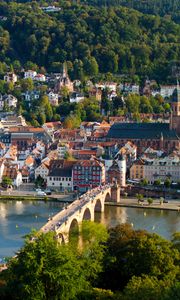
111 181 120 203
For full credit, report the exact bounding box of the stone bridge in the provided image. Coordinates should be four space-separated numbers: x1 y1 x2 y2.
40 183 120 242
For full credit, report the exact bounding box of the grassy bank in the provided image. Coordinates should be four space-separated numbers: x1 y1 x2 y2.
0 195 53 201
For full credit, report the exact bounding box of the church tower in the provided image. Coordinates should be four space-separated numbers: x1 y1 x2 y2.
170 80 180 135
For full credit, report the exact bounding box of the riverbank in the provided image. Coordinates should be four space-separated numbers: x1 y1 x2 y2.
106 197 180 211
0 193 73 202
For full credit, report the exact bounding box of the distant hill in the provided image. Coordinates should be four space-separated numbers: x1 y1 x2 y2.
83 0 180 23
0 1 179 82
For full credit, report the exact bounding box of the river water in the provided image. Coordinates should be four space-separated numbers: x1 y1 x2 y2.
0 200 179 261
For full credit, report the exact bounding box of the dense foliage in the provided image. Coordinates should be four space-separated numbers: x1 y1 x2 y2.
0 1 179 82
0 222 179 300
82 0 180 24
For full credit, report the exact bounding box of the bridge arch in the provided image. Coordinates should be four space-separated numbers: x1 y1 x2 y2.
69 218 79 235
56 233 65 244
104 191 111 202
94 198 102 212
82 208 91 220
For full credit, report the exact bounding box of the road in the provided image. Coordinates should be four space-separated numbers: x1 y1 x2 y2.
0 189 73 201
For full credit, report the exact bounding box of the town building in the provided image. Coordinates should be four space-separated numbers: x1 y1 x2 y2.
95 82 117 92
160 85 177 98
119 83 140 94
24 70 37 79
57 142 69 158
88 87 102 101
0 115 27 129
41 6 61 12
107 109 180 154
22 91 40 103
69 92 84 103
170 82 180 135
34 74 46 82
130 153 180 184
130 159 145 181
115 141 137 167
54 64 73 93
0 94 18 110
47 160 76 191
2 163 22 187
72 159 105 192
144 154 180 184
35 160 50 180
107 155 126 187
48 91 59 106
4 72 17 84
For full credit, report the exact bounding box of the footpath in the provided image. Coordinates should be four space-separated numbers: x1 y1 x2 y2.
106 197 180 211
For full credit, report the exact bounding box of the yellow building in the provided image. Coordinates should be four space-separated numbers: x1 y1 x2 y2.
130 159 145 181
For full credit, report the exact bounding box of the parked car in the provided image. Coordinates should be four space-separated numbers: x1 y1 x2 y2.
44 189 52 195
163 200 169 203
36 188 42 192
37 191 46 196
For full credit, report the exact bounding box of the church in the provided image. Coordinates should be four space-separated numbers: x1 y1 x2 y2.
54 63 73 93
107 84 180 154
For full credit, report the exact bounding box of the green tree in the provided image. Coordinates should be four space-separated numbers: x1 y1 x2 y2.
35 175 45 188
83 57 99 77
154 179 161 186
100 224 179 291
171 232 180 251
141 179 148 186
80 221 109 284
37 112 46 125
147 198 153 205
2 176 12 188
136 193 144 204
4 232 87 300
164 178 171 188
20 78 34 92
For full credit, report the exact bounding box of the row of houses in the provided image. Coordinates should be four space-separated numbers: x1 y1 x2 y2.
130 150 180 184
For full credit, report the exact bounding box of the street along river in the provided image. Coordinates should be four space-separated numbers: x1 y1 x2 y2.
0 200 179 261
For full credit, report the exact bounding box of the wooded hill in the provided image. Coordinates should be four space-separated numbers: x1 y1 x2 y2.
83 0 180 24
0 1 179 82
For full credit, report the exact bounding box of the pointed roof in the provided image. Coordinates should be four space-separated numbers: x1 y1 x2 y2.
172 80 180 103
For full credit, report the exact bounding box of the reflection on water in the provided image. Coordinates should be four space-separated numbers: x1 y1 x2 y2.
0 200 179 261
95 205 180 240
0 200 64 260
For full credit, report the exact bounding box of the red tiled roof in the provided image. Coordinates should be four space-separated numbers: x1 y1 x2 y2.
9 127 44 133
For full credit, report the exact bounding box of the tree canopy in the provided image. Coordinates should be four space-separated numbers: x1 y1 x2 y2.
0 222 179 300
0 1 179 82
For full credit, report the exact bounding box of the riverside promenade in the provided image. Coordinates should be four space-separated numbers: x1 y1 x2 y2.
106 197 180 211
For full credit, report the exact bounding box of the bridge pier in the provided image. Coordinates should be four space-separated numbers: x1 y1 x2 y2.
111 183 120 203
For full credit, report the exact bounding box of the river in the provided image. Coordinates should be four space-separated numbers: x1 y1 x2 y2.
0 200 179 261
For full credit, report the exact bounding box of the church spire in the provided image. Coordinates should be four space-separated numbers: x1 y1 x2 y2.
62 62 67 78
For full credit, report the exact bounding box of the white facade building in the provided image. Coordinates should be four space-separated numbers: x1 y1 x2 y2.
24 70 37 79
35 162 49 180
34 74 46 82
70 92 84 103
57 143 69 158
144 155 180 183
4 72 17 84
48 91 59 106
160 85 177 98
